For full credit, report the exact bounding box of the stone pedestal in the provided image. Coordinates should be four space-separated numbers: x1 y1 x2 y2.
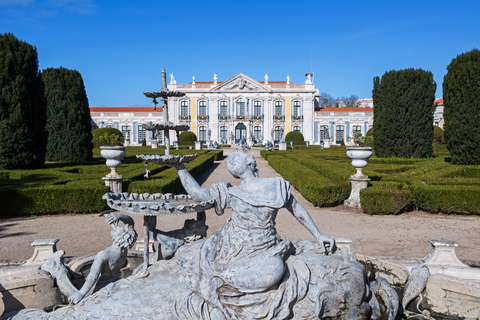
279 141 287 150
195 141 203 150
24 239 59 265
102 176 124 193
344 174 370 209
151 140 158 149
323 139 331 148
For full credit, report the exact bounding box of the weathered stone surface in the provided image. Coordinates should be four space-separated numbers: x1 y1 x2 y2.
425 274 480 319
24 239 58 266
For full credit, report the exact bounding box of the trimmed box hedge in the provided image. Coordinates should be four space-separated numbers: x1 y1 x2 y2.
0 148 222 217
262 147 480 215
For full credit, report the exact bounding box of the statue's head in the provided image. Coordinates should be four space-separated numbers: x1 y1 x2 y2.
111 224 137 249
227 152 258 178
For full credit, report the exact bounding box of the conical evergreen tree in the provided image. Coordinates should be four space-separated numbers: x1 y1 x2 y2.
443 49 480 165
43 67 92 162
0 33 46 169
372 68 436 158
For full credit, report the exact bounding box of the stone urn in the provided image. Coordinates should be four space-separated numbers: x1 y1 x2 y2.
100 146 126 179
346 147 373 177
344 147 373 209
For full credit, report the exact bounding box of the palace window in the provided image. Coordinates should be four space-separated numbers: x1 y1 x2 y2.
254 126 262 142
220 101 228 117
336 125 344 144
352 125 362 135
138 125 146 143
199 127 207 143
274 126 282 143
320 125 329 142
275 101 283 117
181 101 189 117
199 101 207 117
254 101 262 117
122 125 130 140
293 101 301 117
220 126 228 142
293 126 301 132
237 99 245 116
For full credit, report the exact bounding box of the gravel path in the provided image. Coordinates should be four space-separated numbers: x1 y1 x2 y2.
1 149 479 262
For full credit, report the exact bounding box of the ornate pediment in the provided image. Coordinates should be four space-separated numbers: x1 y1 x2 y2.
211 73 271 92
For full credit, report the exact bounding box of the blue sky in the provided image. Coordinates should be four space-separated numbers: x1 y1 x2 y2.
1 0 479 106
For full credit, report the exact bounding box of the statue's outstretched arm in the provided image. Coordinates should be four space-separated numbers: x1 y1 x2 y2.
105 212 134 228
286 196 335 254
176 164 211 201
68 250 106 304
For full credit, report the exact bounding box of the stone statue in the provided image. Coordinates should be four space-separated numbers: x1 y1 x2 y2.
264 73 268 84
41 213 137 304
213 73 217 84
287 75 290 84
9 153 399 320
192 76 195 84
169 73 176 85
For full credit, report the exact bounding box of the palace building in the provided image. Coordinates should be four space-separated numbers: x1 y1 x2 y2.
165 72 319 145
89 73 442 147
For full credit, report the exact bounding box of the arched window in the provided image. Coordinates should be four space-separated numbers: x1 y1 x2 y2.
293 126 301 132
320 125 329 142
220 101 228 117
254 126 262 142
274 101 283 118
254 101 262 118
236 98 245 117
199 101 207 117
220 126 228 142
274 126 282 143
180 101 189 117
199 126 207 143
293 101 301 117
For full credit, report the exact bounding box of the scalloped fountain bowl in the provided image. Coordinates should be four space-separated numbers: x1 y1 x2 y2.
136 154 198 165
102 192 214 216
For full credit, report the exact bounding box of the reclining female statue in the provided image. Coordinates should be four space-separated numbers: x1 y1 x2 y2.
6 152 398 320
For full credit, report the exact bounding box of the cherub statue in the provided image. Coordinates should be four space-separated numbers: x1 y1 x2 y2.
41 213 137 304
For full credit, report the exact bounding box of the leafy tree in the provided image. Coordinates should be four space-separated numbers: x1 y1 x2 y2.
285 131 304 144
0 33 46 169
92 128 124 147
443 49 480 165
372 68 436 158
179 131 197 144
43 67 92 161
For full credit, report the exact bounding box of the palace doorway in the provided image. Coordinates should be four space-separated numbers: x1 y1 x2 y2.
235 123 246 144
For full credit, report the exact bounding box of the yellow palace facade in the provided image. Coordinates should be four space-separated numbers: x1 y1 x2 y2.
166 73 319 145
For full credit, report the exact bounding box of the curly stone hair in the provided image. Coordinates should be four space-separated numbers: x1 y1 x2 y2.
112 224 137 249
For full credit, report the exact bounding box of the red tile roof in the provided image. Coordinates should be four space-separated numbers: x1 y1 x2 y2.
435 98 443 104
320 108 373 112
89 107 162 112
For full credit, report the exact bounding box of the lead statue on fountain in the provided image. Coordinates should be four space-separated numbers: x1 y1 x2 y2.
7 152 399 320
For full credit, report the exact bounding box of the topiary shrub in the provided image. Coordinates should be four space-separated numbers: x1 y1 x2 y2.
141 139 146 146
365 128 373 136
373 68 436 158
443 49 480 165
285 131 304 145
360 188 412 215
179 131 197 145
433 126 444 143
92 128 124 147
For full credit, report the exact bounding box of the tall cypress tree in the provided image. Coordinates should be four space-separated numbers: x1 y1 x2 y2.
0 33 46 169
443 49 480 165
372 68 436 158
43 67 93 162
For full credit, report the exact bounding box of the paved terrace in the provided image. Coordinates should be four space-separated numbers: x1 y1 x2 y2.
1 149 479 262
